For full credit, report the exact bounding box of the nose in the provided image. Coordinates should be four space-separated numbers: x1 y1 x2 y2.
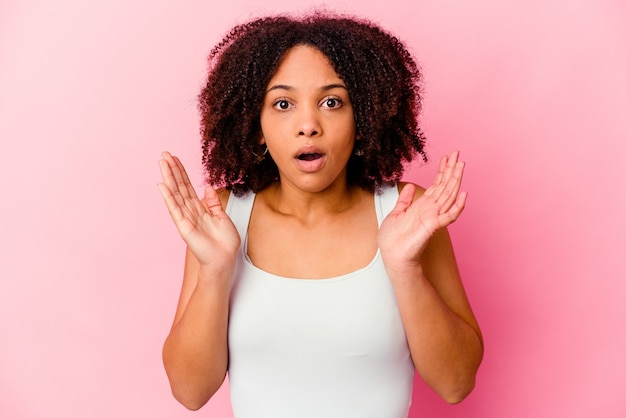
296 105 321 137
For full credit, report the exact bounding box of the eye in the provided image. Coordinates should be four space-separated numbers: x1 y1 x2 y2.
272 99 292 111
321 97 342 109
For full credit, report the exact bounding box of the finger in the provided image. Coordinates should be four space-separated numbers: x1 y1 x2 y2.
389 183 416 215
170 156 207 219
439 191 467 226
172 154 200 201
429 150 463 203
157 182 186 226
204 185 228 218
162 152 189 199
159 158 185 204
437 160 465 214
438 150 460 190
160 160 194 215
160 152 205 218
447 150 460 169
424 155 448 197
425 151 459 199
159 153 183 193
168 155 206 215
159 153 176 187
161 152 193 200
158 183 200 241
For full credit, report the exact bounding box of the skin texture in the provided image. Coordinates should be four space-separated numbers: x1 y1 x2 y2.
159 44 482 410
259 46 357 196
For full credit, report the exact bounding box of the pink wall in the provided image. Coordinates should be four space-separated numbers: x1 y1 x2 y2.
1 0 625 417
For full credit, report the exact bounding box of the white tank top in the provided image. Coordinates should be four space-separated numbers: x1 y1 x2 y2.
226 185 414 418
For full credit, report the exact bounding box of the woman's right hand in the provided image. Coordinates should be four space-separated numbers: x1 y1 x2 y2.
157 151 240 271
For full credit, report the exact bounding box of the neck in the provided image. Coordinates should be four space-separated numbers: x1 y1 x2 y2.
261 179 365 223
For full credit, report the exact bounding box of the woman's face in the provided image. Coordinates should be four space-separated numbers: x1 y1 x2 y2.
259 45 357 193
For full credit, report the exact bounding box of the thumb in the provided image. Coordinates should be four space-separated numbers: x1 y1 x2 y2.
389 183 416 215
204 185 227 218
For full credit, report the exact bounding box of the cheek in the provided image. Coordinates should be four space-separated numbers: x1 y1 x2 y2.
340 116 357 141
260 113 285 138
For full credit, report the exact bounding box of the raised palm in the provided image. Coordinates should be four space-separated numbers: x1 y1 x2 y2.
157 152 240 268
378 151 467 266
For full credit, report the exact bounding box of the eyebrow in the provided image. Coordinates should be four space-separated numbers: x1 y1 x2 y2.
265 83 348 93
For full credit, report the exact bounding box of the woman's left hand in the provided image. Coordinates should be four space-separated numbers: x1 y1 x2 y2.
378 151 467 267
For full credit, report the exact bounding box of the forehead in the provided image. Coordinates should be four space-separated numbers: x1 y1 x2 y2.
267 45 343 87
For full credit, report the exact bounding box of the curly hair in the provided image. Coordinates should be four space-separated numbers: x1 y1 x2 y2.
198 12 427 195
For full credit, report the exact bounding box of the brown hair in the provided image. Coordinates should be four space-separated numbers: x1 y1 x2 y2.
198 12 427 195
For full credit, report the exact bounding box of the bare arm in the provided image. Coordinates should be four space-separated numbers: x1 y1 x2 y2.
158 152 239 410
378 151 483 404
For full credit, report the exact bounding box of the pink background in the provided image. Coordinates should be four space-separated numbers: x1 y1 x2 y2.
1 0 625 417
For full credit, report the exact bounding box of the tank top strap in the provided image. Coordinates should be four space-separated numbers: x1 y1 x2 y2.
377 183 399 225
225 191 256 243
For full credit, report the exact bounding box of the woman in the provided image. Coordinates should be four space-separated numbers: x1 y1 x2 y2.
158 13 483 417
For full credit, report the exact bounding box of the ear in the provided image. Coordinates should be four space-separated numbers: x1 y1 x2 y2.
259 135 265 145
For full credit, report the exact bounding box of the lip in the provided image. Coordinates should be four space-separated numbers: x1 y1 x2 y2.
294 146 326 172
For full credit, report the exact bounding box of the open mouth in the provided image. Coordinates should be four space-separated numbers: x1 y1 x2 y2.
297 153 324 161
